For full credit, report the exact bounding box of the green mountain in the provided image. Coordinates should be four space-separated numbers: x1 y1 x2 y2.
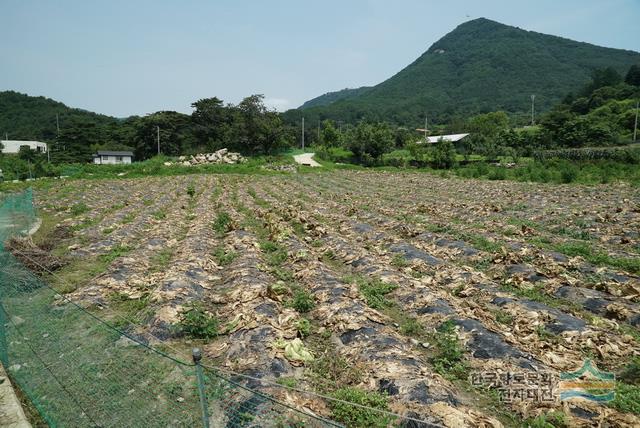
0 90 120 141
290 18 640 126
299 86 371 109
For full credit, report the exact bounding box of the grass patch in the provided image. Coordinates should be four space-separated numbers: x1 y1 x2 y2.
521 411 567 428
70 203 89 216
98 244 132 264
609 383 640 415
329 387 394 428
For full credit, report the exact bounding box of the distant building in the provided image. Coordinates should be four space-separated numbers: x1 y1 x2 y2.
0 140 48 154
416 133 470 144
92 150 134 165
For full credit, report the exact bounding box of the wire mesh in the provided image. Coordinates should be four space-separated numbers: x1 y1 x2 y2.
0 189 339 428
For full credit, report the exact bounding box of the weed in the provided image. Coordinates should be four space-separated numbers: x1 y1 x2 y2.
295 318 311 338
213 212 233 234
99 245 132 264
70 203 89 216
535 325 557 342
121 213 136 224
350 276 397 309
494 310 514 325
430 320 468 380
150 247 173 271
260 240 288 266
618 357 640 385
309 345 362 392
287 289 315 313
276 377 298 388
152 209 167 220
391 253 408 268
186 183 196 198
102 227 114 235
522 411 567 428
400 317 423 336
178 303 219 339
212 247 237 266
610 383 640 415
329 387 394 428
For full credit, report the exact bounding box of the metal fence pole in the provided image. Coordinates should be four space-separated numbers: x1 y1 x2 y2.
193 348 210 428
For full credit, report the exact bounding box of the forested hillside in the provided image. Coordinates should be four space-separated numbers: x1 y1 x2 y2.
291 18 640 126
299 86 371 109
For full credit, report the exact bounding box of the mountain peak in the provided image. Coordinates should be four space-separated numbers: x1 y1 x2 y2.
294 19 640 124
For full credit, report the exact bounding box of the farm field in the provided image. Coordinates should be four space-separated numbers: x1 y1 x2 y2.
12 170 640 426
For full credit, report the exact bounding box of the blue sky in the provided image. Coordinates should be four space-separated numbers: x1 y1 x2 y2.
2 0 639 117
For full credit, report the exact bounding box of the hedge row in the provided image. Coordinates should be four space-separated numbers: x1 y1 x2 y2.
533 146 640 163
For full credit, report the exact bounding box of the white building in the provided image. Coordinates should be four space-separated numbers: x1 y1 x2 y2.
0 140 48 154
416 133 470 144
92 150 134 165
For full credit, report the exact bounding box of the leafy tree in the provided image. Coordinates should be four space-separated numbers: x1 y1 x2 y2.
625 64 640 87
320 120 341 147
581 67 623 96
468 111 509 138
18 145 37 162
431 138 456 169
235 94 290 155
347 122 394 165
133 111 192 159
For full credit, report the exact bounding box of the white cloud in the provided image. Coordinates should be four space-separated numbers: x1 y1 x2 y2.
264 97 291 112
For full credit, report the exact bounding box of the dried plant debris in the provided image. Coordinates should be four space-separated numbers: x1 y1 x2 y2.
27 171 640 426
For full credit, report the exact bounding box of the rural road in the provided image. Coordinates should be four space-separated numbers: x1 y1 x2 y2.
293 153 321 167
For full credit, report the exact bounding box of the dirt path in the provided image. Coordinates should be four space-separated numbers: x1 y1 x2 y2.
293 152 321 167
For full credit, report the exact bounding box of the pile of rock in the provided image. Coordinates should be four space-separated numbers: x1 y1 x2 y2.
164 149 246 166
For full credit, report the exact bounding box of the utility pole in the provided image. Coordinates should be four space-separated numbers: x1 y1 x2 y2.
301 117 305 150
424 115 428 142
157 126 160 155
634 100 639 143
56 113 60 135
531 95 536 126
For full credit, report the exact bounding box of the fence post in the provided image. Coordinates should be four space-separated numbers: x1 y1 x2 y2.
193 348 210 428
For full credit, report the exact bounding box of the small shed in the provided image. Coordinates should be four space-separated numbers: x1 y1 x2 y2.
92 151 134 165
0 140 48 154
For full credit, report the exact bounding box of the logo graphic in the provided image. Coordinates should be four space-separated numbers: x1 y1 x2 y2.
558 359 615 402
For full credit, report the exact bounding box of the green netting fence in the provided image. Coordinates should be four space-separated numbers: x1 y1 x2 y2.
0 189 339 427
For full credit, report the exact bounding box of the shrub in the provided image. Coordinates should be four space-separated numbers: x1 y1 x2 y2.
178 303 219 339
329 387 394 428
560 165 578 183
431 138 457 169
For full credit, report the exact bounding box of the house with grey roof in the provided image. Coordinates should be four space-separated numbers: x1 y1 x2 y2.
92 150 134 165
